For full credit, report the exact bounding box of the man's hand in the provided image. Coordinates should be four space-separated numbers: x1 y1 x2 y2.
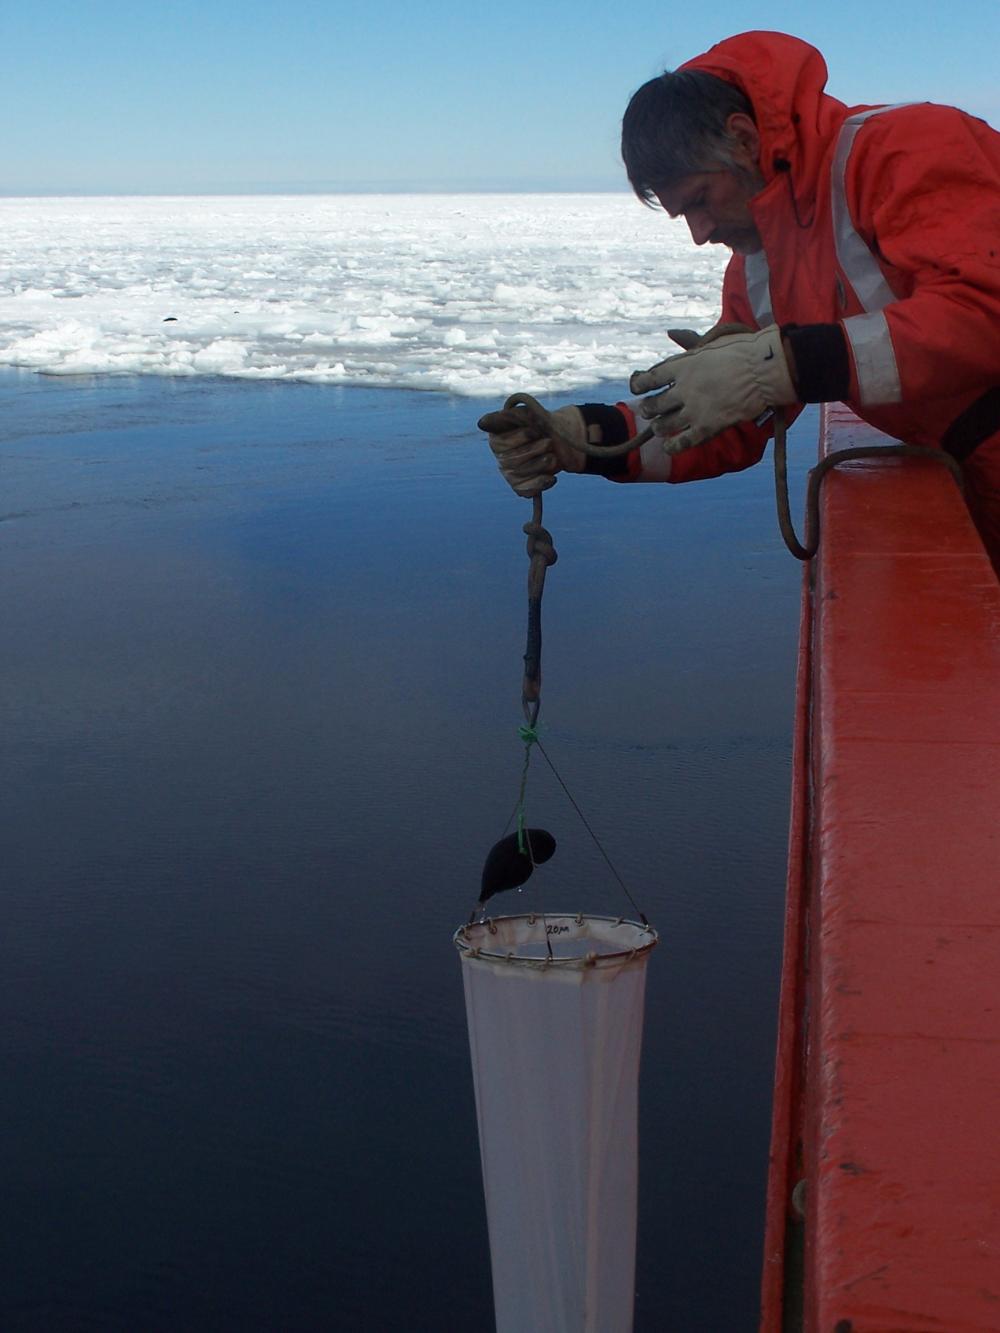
477 404 587 496
629 325 797 454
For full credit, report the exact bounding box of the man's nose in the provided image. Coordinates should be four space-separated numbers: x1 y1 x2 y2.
686 212 714 246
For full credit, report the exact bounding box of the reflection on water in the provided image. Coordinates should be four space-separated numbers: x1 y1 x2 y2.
0 371 812 1331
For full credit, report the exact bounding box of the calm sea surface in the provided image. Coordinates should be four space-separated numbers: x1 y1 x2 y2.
0 369 813 1330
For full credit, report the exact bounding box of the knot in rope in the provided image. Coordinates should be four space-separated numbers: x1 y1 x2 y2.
523 520 557 568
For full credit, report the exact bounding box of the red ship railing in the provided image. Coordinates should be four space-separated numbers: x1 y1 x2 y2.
760 404 1000 1331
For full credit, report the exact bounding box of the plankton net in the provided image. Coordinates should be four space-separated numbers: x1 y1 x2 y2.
455 436 658 1332
455 913 656 1333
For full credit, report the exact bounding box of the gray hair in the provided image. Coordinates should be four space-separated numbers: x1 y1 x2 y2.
621 70 756 206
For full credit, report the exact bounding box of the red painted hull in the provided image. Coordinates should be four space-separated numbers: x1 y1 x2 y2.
760 405 1000 1331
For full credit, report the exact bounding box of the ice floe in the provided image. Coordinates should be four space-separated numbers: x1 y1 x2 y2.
0 194 727 396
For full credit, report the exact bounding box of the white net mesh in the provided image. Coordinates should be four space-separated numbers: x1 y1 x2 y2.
455 914 657 1333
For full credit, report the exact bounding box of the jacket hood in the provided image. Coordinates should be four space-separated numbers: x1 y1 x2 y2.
680 31 849 208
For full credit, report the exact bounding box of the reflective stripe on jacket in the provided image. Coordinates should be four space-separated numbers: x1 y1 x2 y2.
665 31 1000 490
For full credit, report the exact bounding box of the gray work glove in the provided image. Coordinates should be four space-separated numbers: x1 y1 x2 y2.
477 404 587 497
663 328 706 351
630 324 796 454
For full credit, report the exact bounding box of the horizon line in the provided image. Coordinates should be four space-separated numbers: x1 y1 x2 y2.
0 183 633 200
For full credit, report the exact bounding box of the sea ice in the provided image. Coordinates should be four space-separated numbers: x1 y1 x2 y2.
0 194 727 396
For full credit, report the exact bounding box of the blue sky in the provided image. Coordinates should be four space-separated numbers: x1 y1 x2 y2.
3 0 999 193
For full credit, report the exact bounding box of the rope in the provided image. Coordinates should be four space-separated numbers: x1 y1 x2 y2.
505 359 966 567
507 394 653 723
504 418 649 922
515 724 538 852
503 392 654 458
498 352 965 925
771 409 964 560
488 724 553 956
534 739 649 927
521 506 556 727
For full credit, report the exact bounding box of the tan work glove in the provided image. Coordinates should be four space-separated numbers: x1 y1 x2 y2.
477 404 587 497
630 324 797 454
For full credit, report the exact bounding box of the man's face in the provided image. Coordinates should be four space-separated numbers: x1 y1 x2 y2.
655 168 764 254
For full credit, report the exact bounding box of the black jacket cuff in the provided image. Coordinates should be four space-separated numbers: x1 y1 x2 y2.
578 403 633 477
781 323 850 403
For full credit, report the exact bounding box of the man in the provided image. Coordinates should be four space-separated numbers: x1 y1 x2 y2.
479 31 1000 572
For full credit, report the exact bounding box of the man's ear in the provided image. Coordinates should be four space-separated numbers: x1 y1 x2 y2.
726 112 761 166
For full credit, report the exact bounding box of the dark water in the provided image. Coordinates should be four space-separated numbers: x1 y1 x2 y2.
0 369 812 1331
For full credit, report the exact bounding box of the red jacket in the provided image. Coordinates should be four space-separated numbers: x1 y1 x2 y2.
641 32 1000 557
